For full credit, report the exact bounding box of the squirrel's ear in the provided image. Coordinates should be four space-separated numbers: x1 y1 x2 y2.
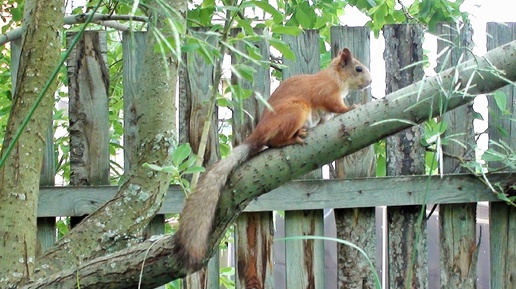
339 48 352 67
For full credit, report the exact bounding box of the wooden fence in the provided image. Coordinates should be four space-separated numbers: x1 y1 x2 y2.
23 22 516 289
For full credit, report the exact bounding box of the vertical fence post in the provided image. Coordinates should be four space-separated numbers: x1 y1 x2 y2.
486 21 516 289
282 30 325 289
178 28 220 289
231 28 274 289
383 24 428 289
122 32 146 171
11 39 56 254
67 31 110 227
436 22 478 289
37 76 57 255
330 26 377 289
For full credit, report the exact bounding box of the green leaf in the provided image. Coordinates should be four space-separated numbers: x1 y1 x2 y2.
11 7 23 22
181 43 201 53
482 149 505 162
242 1 283 24
271 25 302 36
178 156 197 172
425 152 438 172
202 0 215 8
371 118 418 127
181 178 191 190
235 18 254 35
493 90 507 112
199 7 215 26
172 143 192 166
375 153 386 177
219 143 231 157
371 3 387 25
392 9 406 22
143 163 164 172
220 266 235 275
269 38 295 60
232 64 256 82
245 43 263 61
183 166 206 174
72 7 84 14
217 96 230 107
160 166 176 174
497 125 509 138
294 9 311 28
472 111 484 121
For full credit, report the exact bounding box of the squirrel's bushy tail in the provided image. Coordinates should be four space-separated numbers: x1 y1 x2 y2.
174 141 258 270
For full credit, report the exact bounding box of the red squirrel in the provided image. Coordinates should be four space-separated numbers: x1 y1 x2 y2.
174 48 372 269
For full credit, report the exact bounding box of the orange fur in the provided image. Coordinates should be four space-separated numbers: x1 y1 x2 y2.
174 48 371 271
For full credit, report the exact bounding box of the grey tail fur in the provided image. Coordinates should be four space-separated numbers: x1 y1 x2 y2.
173 141 259 271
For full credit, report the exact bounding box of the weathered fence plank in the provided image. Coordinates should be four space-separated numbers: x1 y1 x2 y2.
436 22 478 289
384 24 428 289
38 173 506 217
66 31 110 227
487 21 516 289
231 28 274 289
330 26 378 289
122 31 146 169
282 30 325 289
37 73 56 255
179 28 220 289
11 38 56 254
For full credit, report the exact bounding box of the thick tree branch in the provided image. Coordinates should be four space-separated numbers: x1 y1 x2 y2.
0 13 148 46
23 38 516 289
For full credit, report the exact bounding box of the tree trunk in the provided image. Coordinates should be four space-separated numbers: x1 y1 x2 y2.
0 0 63 286
11 37 57 256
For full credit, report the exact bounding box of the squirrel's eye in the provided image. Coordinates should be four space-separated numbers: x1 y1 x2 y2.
355 66 363 73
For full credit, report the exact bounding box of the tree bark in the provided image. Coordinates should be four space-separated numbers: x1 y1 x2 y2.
0 0 63 287
21 35 516 289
